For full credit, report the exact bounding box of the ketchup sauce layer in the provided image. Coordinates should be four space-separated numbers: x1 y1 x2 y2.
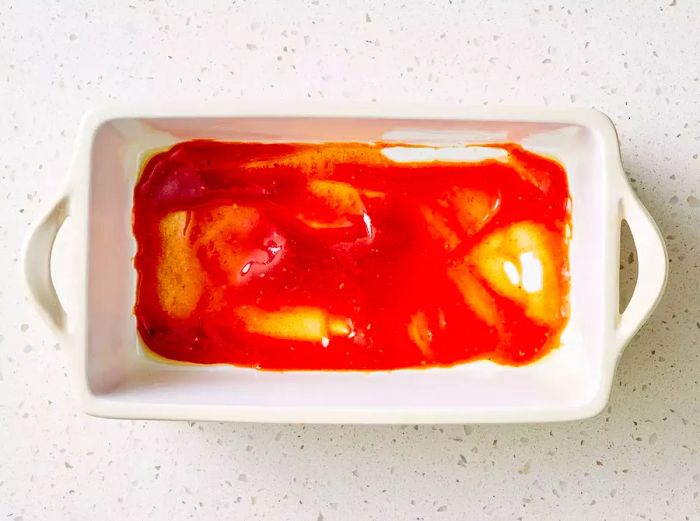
133 141 571 370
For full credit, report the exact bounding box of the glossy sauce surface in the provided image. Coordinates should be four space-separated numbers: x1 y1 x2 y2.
133 140 571 369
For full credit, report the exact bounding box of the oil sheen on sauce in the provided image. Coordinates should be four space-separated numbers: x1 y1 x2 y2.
133 140 571 370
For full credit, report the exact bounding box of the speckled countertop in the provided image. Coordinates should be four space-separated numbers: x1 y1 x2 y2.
1 1 699 519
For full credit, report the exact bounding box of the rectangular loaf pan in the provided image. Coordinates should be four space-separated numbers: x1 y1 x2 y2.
24 104 667 423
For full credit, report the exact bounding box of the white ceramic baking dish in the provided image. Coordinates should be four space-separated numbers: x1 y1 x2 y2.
23 104 667 423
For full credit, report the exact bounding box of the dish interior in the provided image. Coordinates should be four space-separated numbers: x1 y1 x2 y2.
133 140 571 370
86 116 608 412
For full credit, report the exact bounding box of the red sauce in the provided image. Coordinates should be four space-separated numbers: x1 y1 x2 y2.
133 140 571 369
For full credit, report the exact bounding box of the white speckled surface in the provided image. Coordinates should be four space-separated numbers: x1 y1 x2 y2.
1 1 699 519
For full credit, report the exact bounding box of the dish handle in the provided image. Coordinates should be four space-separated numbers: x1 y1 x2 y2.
616 182 668 352
23 193 71 339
